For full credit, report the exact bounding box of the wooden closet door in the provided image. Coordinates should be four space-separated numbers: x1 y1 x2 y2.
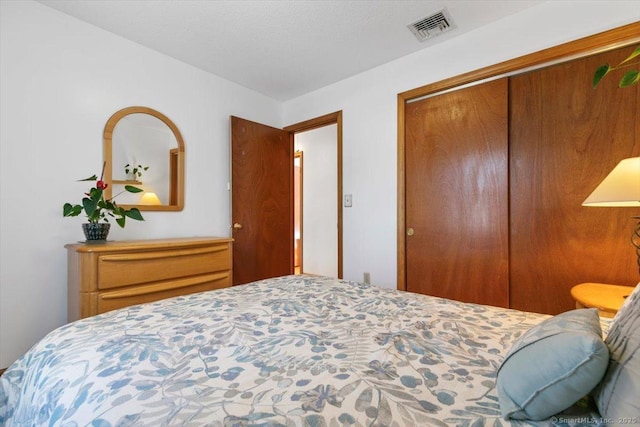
405 78 509 307
509 47 640 314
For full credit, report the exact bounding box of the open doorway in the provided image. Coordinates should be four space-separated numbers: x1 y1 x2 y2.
293 125 338 277
285 112 342 278
231 112 342 284
294 151 303 274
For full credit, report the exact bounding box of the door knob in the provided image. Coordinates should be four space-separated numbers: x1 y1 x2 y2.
233 223 243 230
407 227 414 236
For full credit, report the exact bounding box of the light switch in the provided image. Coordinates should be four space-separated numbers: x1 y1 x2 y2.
344 194 353 207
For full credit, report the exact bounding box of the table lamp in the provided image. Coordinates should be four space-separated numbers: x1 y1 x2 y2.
583 157 640 273
140 192 162 206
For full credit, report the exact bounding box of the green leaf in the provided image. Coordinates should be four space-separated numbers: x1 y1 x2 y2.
112 206 125 217
125 208 144 221
619 45 640 65
104 200 117 211
116 217 126 228
88 187 103 202
78 175 98 182
124 185 143 193
63 203 83 217
592 64 611 87
82 197 98 217
619 70 639 87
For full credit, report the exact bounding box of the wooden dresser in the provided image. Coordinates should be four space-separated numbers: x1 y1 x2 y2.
66 237 233 321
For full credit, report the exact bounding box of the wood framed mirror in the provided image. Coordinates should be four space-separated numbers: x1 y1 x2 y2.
103 106 185 211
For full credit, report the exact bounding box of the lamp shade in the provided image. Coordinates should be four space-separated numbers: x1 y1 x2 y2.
583 157 640 207
140 192 162 205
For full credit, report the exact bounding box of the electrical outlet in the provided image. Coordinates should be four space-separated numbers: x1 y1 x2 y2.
344 194 353 207
363 272 371 284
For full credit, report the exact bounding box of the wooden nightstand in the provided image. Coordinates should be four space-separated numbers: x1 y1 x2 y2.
571 283 636 318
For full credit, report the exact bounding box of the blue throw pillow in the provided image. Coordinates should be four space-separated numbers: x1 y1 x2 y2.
497 308 609 420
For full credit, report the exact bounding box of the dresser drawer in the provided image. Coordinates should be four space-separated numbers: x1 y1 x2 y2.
97 243 230 290
94 271 231 314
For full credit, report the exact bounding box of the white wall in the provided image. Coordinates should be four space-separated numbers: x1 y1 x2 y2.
283 1 639 289
295 125 338 277
0 0 282 367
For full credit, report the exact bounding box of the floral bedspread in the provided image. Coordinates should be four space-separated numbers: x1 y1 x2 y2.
0 275 602 426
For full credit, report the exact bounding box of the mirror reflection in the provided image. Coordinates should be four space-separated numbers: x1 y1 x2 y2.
104 107 184 211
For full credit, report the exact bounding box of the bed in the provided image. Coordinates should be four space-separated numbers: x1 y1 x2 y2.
0 275 636 426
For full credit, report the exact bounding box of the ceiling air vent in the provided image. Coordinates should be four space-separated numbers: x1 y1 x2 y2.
407 9 455 42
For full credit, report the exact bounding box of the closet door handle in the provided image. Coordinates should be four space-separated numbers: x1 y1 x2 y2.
233 223 243 230
407 227 414 236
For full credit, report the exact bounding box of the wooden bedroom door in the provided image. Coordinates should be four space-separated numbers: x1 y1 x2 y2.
231 116 293 285
404 78 509 307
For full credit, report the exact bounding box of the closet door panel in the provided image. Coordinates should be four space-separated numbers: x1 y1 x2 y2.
405 78 509 307
509 47 640 314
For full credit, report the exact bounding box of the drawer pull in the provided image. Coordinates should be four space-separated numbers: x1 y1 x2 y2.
100 272 230 299
100 246 228 262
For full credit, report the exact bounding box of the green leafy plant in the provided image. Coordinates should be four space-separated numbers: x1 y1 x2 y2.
593 44 640 88
124 163 149 179
63 163 144 227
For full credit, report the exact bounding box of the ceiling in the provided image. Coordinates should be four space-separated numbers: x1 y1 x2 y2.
37 0 545 101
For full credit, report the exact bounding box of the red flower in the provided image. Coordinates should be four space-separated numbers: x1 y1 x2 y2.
96 180 108 190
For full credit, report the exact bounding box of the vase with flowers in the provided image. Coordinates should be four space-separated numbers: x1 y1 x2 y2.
124 163 149 181
63 162 144 241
